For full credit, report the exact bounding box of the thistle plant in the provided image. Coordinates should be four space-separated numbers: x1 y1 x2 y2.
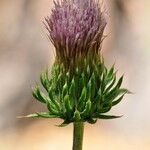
23 0 130 150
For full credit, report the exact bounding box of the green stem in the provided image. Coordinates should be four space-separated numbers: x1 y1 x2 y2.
72 122 84 150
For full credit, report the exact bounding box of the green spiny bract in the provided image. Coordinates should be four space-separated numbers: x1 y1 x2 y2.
27 54 129 126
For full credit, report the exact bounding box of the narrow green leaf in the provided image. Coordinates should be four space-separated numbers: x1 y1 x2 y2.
81 100 91 117
66 71 70 84
112 95 125 106
79 87 87 103
99 105 112 113
116 75 124 88
76 66 81 75
87 118 97 124
37 112 59 118
104 76 116 94
87 65 90 76
18 112 59 119
77 87 87 111
119 88 132 94
73 110 81 122
69 78 76 100
104 87 128 104
97 114 122 119
95 89 101 102
57 121 70 127
105 66 114 85
40 70 49 91
32 86 47 103
108 65 114 77
94 89 102 111
57 73 65 93
48 87 60 110
62 83 68 98
64 95 73 113
47 100 60 115
90 73 96 99
87 79 92 99
17 113 39 118
101 72 106 92
81 73 86 87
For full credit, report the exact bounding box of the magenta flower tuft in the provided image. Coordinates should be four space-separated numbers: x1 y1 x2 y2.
45 0 106 63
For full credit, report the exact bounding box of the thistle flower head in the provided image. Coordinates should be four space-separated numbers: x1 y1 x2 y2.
45 0 106 63
24 0 129 126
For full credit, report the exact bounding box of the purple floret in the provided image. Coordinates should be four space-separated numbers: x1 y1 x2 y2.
45 0 106 62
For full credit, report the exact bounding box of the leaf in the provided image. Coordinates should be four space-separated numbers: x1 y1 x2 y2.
87 79 92 98
64 95 73 113
37 112 59 118
119 88 132 94
99 105 112 113
81 73 86 86
101 68 108 92
94 89 102 111
78 88 87 111
32 86 47 103
90 73 96 99
18 112 59 119
104 88 118 104
62 83 68 98
17 113 39 118
69 78 76 100
104 88 128 104
108 65 114 78
57 121 70 127
112 89 132 106
57 73 63 88
47 100 60 115
87 73 96 99
79 87 87 104
97 114 122 119
116 75 124 89
112 95 124 106
48 87 60 110
52 64 60 79
66 71 70 80
104 75 124 99
81 100 91 117
103 65 114 86
104 76 116 94
95 61 103 77
87 65 90 76
87 118 97 124
95 89 101 102
40 70 49 91
73 110 81 121
76 66 81 75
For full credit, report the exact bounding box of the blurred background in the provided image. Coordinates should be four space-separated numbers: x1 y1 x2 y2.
0 0 150 149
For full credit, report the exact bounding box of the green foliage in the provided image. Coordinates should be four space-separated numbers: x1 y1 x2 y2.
25 54 130 126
